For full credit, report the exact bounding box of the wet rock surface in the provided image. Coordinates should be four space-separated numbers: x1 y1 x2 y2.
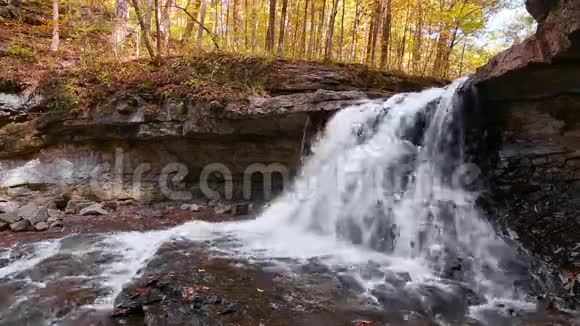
0 222 579 325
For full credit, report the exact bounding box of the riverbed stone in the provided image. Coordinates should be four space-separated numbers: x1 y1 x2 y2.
17 203 48 225
79 203 109 216
49 220 63 229
9 219 30 232
0 212 20 224
34 221 49 231
65 199 94 214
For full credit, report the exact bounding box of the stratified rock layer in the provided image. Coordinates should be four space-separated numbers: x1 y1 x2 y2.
0 64 440 204
476 0 580 276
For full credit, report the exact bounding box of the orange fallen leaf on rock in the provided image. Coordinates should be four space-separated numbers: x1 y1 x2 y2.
117 308 130 314
133 287 150 294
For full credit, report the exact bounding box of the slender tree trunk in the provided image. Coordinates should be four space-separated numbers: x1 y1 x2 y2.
112 0 130 57
350 0 361 61
197 0 208 40
265 0 277 52
160 0 173 53
277 0 289 55
412 1 423 73
397 6 411 70
154 0 162 63
252 0 262 50
300 0 309 57
290 0 302 58
136 26 141 57
244 0 249 48
184 0 201 41
315 0 327 56
379 0 392 68
132 0 156 59
51 0 59 53
143 0 153 34
458 40 467 76
433 26 450 77
366 0 381 65
307 0 316 59
365 7 375 64
338 0 345 60
324 0 339 61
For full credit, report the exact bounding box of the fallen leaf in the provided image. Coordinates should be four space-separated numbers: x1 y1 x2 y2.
133 287 150 294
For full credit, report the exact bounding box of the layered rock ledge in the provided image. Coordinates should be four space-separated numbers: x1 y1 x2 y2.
0 62 442 223
475 0 580 275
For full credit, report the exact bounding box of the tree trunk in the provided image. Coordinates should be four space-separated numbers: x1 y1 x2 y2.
184 0 201 41
307 0 316 59
51 0 59 53
112 0 130 57
277 0 289 55
300 0 309 57
160 0 173 53
232 0 239 49
290 0 302 58
412 1 423 73
379 0 392 68
338 0 345 60
265 0 277 52
244 0 249 48
315 0 327 56
458 40 467 76
323 0 339 61
132 0 156 59
350 0 361 61
154 0 163 63
397 6 411 70
432 26 450 77
197 0 208 40
143 0 153 34
366 0 381 66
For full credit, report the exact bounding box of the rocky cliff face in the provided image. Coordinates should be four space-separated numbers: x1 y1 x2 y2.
0 62 443 214
475 0 580 274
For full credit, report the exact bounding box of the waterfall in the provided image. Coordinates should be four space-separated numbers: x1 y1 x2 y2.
224 78 527 299
0 78 537 324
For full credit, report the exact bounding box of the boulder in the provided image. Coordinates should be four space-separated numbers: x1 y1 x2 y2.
0 212 20 224
65 199 94 215
49 220 63 229
47 208 64 221
17 203 48 225
79 203 109 216
34 221 49 231
9 219 31 232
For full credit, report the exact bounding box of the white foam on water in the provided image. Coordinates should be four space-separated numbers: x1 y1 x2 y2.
0 240 62 279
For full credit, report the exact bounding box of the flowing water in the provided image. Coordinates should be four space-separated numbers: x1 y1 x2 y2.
0 79 554 325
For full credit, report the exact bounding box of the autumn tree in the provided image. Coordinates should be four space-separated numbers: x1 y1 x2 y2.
265 0 277 52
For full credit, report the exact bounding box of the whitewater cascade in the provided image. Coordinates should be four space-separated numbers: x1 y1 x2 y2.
0 78 536 323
